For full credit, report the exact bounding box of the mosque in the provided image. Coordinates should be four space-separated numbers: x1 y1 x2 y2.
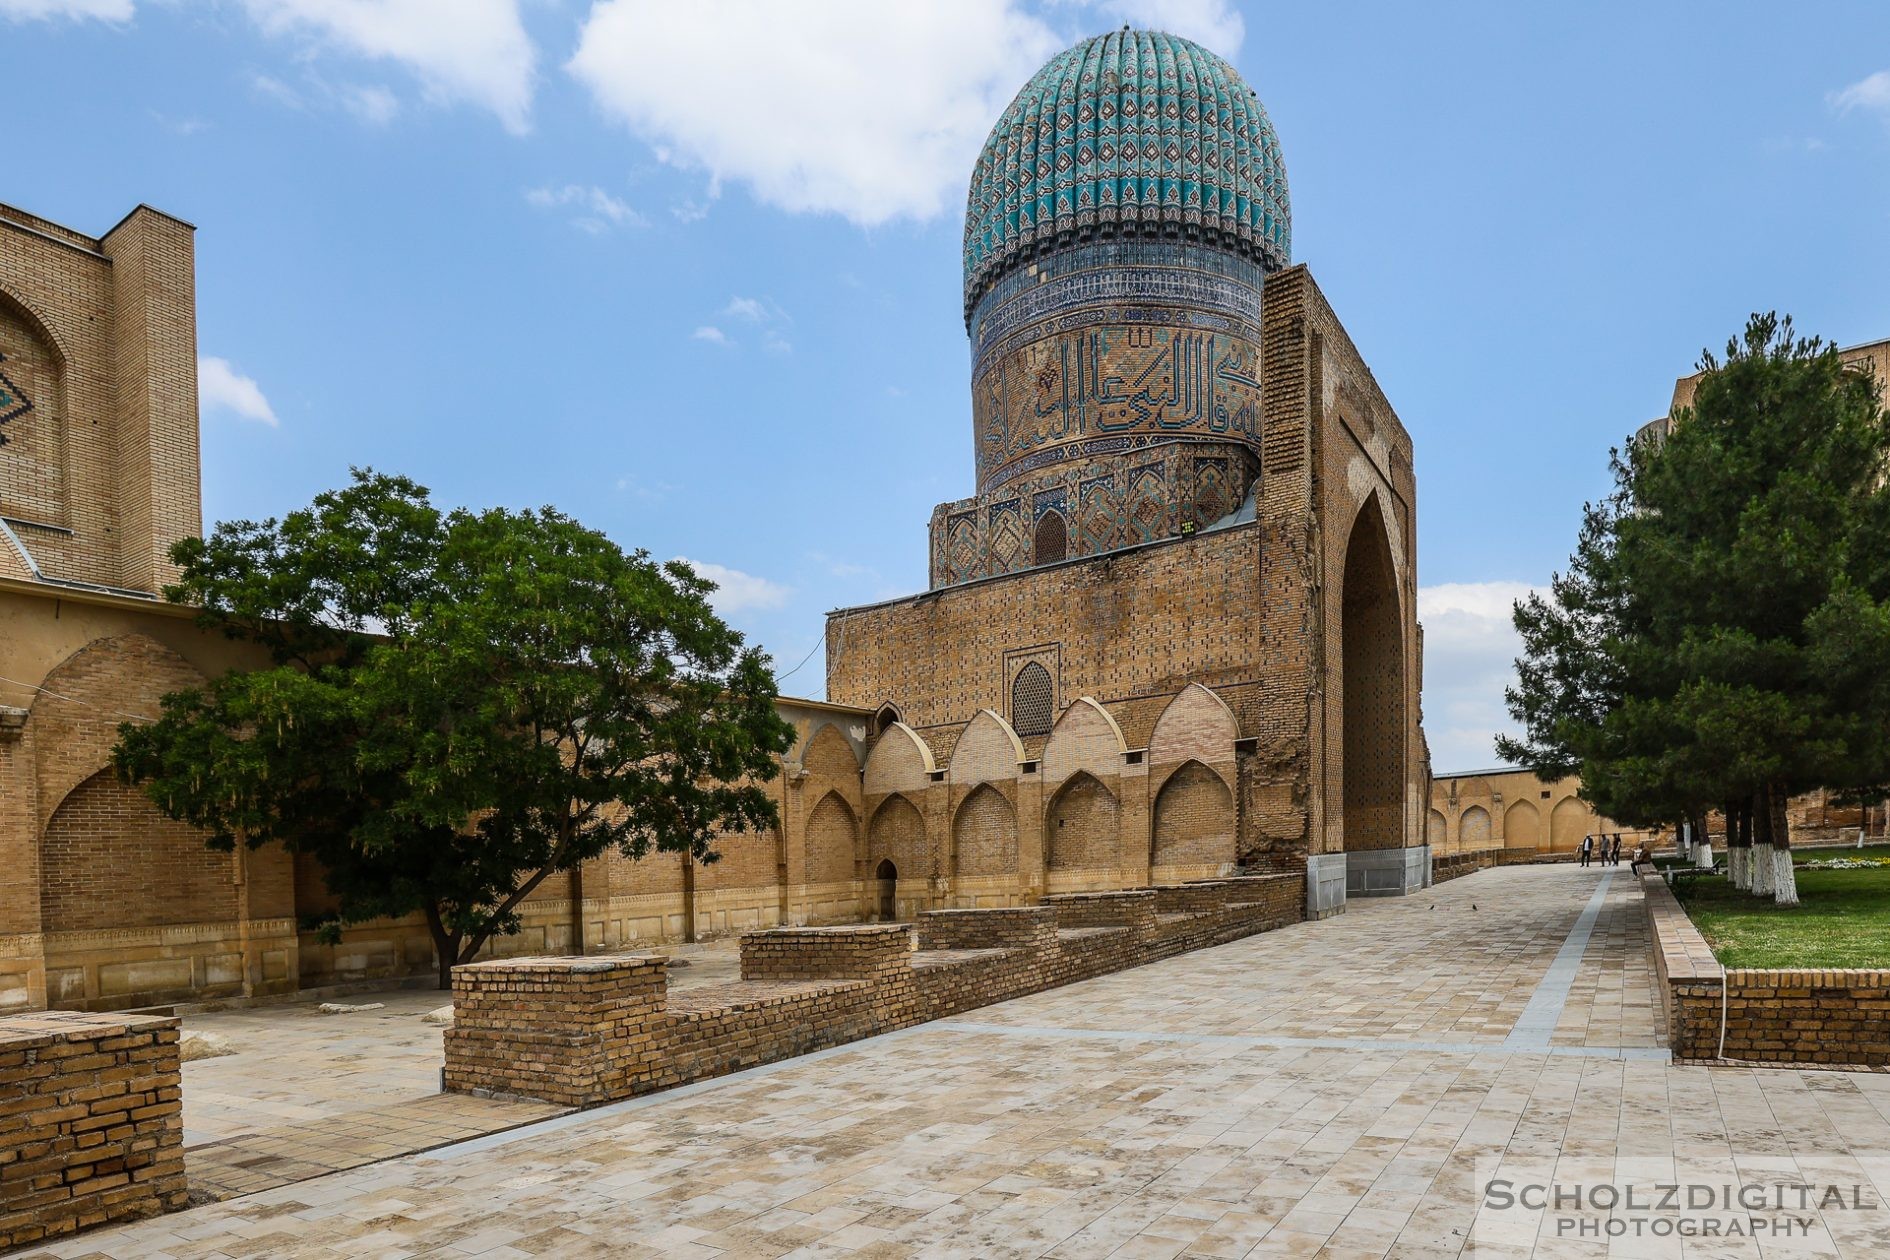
0 29 1427 1013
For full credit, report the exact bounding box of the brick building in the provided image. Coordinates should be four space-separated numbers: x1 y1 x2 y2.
824 29 1427 917
1 29 1429 1013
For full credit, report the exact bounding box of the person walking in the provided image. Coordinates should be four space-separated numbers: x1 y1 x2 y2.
1579 833 1594 868
1609 833 1623 866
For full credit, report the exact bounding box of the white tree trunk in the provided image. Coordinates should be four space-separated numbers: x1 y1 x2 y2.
1772 847 1799 906
1751 843 1775 896
1695 838 1715 869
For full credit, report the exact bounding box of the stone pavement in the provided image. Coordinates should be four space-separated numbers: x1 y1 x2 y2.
178 942 746 1199
26 867 1890 1258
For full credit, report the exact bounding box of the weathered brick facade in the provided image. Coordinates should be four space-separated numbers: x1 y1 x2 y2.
0 1010 186 1250
832 266 1425 912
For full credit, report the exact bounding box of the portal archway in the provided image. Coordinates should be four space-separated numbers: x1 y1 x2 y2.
1340 495 1405 856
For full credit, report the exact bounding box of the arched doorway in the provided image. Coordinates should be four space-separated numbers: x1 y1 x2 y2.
1339 495 1410 893
874 858 897 921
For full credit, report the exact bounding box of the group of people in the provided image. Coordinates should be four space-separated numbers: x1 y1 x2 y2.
1578 832 1625 867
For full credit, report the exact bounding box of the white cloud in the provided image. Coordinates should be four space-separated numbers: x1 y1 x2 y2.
0 0 131 20
1830 69 1890 118
197 356 279 427
238 0 536 133
670 197 710 224
614 474 675 503
568 0 1062 226
673 557 790 614
691 325 731 346
722 296 768 323
1417 581 1540 774
337 81 399 126
247 71 305 110
1055 0 1244 57
525 183 647 233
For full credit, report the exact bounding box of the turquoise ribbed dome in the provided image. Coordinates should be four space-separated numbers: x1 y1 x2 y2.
963 29 1290 317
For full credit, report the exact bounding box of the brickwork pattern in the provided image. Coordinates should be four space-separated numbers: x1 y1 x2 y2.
445 874 1304 1108
0 1010 186 1250
0 204 200 592
1637 869 1890 1067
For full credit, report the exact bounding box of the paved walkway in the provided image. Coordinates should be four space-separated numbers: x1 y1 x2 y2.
177 941 748 1199
30 867 1890 1258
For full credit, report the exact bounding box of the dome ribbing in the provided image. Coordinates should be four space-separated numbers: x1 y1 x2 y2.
963 29 1290 320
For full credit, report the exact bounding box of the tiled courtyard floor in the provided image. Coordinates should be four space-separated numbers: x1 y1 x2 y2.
178 941 745 1198
31 867 1890 1258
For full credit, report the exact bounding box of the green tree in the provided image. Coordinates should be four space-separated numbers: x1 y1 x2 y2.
114 471 797 985
1502 314 1890 905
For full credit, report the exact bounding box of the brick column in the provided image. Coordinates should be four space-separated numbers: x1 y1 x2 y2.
0 1010 186 1250
444 956 667 1107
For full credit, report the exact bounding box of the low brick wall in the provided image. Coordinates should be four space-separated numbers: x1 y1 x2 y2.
1431 849 1500 883
0 1011 187 1251
1637 868 1890 1067
446 874 1304 1107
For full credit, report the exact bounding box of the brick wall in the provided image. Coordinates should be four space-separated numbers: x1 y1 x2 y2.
446 873 1306 1107
0 1010 186 1250
1637 869 1890 1067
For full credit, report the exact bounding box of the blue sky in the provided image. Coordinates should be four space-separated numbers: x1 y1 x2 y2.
6 0 1890 770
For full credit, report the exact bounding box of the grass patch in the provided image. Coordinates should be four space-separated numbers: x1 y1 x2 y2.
1670 864 1890 968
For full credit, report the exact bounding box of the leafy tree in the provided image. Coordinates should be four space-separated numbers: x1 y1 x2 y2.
114 471 797 985
1502 314 1890 905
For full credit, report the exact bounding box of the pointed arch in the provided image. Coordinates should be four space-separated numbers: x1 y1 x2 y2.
1033 509 1068 565
1339 492 1407 853
949 708 1026 785
1459 805 1492 850
41 768 233 934
0 285 70 367
868 793 928 876
800 722 861 781
872 702 902 735
1045 770 1118 873
863 721 936 798
1503 799 1540 851
1009 661 1055 736
1426 808 1448 850
953 783 1017 877
1150 759 1235 875
1041 696 1127 789
1550 797 1590 852
1148 683 1238 803
803 790 858 886
31 634 207 833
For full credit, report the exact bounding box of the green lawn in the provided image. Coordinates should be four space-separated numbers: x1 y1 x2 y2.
1670 862 1890 968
